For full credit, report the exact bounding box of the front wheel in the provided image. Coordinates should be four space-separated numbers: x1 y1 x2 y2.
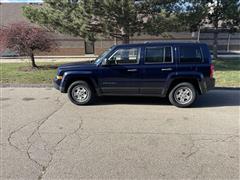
68 81 95 105
169 82 197 108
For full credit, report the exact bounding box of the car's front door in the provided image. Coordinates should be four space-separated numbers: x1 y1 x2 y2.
99 47 141 95
140 45 176 96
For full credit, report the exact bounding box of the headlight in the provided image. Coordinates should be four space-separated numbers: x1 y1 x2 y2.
56 76 63 80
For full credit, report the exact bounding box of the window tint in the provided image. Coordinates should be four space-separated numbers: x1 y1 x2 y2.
145 46 173 63
180 46 203 63
108 48 139 64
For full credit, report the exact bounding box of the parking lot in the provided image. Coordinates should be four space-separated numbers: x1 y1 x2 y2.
1 88 239 179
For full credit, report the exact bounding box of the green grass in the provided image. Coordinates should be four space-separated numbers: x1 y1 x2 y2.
0 62 61 84
213 59 240 87
0 59 239 87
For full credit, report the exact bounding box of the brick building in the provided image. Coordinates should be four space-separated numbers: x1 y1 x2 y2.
0 2 239 56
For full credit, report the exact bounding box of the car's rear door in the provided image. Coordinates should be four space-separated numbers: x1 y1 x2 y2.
140 45 177 96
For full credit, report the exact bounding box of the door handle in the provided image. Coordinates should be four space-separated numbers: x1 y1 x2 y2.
161 68 173 71
127 69 138 72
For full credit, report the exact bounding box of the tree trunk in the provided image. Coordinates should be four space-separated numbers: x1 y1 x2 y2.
212 0 220 60
197 26 201 42
30 52 37 68
122 35 130 44
213 31 218 60
227 33 231 52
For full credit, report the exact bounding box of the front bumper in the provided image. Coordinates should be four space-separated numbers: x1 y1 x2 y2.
53 77 61 91
53 78 66 93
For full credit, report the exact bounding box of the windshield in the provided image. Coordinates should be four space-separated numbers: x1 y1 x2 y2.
94 47 113 64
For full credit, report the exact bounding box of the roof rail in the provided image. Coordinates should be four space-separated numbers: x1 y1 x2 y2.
143 40 198 44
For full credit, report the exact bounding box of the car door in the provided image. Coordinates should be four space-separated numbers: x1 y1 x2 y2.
140 45 177 96
99 47 142 95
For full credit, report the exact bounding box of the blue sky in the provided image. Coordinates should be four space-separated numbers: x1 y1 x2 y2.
0 0 43 2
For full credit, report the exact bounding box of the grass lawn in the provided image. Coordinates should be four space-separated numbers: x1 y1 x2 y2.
0 62 61 84
0 59 239 87
213 59 240 87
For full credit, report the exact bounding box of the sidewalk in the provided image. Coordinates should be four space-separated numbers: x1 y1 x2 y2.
0 55 98 63
0 53 239 63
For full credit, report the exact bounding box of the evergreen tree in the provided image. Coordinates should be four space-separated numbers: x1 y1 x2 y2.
23 0 100 41
209 0 240 58
175 0 240 59
23 0 179 44
96 0 142 44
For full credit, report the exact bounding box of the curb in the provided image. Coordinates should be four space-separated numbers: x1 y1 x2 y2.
0 84 53 88
214 87 240 90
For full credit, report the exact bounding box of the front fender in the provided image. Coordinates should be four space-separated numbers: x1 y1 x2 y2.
60 71 97 93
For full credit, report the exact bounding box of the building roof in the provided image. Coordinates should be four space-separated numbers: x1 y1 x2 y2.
0 3 31 27
0 3 86 40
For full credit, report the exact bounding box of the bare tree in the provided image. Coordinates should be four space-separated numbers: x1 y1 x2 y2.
0 22 57 68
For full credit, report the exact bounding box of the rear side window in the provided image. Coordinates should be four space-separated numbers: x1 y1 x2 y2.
145 46 173 64
179 46 203 63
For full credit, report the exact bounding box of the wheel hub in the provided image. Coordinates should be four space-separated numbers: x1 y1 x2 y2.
72 86 89 102
174 87 193 105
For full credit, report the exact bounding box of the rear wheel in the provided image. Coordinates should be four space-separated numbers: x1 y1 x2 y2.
68 81 95 105
169 82 197 108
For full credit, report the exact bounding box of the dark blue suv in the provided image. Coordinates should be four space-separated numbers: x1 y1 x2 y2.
54 42 215 107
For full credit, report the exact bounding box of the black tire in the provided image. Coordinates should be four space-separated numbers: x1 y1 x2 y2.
67 80 95 105
169 82 197 108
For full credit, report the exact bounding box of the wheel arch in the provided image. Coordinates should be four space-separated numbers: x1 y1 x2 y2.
166 77 202 96
60 72 99 94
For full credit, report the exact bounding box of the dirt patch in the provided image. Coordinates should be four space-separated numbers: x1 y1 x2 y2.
19 65 58 72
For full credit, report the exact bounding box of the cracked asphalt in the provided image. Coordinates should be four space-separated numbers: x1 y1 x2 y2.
0 88 239 180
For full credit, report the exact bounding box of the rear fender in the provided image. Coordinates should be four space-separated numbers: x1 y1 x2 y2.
165 72 205 95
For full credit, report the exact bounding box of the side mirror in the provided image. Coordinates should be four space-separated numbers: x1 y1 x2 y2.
101 58 109 66
101 58 118 66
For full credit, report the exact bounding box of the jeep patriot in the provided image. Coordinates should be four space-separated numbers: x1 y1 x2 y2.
54 42 215 107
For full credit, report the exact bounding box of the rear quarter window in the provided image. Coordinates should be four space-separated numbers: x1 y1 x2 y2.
179 45 203 64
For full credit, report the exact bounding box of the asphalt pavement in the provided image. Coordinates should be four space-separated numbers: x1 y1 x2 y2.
0 88 239 179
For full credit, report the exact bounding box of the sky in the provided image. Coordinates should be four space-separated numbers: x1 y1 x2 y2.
0 0 43 2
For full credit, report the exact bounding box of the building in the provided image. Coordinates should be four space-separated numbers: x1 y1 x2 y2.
0 2 239 56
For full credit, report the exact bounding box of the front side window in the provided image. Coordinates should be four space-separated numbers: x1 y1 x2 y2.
108 48 139 65
145 46 173 64
179 46 203 63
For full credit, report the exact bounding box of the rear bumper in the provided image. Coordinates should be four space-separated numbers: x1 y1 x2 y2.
199 78 215 94
206 78 215 90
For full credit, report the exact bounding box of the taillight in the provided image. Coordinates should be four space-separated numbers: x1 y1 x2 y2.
210 64 214 78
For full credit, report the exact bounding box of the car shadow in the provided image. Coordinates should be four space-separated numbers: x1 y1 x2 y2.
193 89 240 108
94 89 240 108
96 96 170 106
